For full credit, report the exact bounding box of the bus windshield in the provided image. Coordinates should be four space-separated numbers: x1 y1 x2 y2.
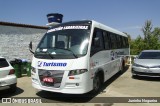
35 28 90 59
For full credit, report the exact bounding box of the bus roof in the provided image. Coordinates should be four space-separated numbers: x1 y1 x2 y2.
91 20 127 37
50 20 127 37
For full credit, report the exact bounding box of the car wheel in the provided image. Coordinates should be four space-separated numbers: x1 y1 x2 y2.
132 75 138 79
9 84 17 93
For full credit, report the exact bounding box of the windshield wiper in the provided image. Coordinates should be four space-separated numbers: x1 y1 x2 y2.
38 50 54 59
53 47 78 58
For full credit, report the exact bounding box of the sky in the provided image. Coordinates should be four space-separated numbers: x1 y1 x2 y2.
0 0 160 39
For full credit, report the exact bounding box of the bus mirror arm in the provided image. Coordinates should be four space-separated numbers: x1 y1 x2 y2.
29 41 35 54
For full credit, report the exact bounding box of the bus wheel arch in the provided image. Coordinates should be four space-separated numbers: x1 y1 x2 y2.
92 69 104 93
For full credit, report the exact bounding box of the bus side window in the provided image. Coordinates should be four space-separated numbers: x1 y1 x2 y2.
91 29 104 55
125 37 129 48
120 36 123 48
122 37 126 48
103 31 110 50
116 35 121 49
121 36 129 48
110 33 117 49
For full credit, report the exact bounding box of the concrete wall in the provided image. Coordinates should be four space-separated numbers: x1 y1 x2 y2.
0 25 47 61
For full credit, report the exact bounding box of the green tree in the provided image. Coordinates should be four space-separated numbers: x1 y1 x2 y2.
130 36 146 55
152 27 160 39
130 20 160 55
142 20 152 43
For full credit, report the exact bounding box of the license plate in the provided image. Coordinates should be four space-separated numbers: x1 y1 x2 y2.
43 77 54 83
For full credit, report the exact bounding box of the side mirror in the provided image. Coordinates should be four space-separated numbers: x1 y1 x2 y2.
94 37 100 47
29 41 34 54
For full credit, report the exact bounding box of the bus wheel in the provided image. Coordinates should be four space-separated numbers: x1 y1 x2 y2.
120 61 125 73
92 74 101 93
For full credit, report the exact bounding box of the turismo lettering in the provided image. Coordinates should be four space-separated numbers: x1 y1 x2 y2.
38 61 67 67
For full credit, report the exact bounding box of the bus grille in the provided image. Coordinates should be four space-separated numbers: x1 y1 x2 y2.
38 69 64 88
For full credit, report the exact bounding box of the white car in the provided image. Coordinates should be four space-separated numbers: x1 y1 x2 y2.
132 50 160 77
0 57 17 92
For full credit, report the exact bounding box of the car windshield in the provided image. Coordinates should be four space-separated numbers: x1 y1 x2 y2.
35 25 91 59
138 51 160 59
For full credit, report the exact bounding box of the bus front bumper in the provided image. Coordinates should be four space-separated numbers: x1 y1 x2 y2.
32 81 91 94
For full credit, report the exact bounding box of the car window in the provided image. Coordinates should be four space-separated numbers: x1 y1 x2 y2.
0 58 9 68
138 52 160 59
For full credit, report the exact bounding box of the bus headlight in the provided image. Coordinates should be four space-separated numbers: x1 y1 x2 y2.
68 69 88 76
32 67 36 73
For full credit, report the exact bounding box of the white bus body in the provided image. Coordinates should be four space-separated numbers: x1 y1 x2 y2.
31 20 129 94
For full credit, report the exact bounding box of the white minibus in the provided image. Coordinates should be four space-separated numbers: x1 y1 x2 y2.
29 20 129 94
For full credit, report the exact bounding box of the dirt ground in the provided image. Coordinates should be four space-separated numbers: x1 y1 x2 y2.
1 65 160 106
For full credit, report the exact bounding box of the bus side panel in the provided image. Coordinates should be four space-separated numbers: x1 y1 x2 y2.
90 50 112 83
90 48 129 84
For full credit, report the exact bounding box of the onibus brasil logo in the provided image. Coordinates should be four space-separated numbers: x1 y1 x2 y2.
38 61 67 67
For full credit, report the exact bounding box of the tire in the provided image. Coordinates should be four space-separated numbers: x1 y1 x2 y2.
132 75 138 79
120 61 125 73
92 74 101 93
9 84 17 93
